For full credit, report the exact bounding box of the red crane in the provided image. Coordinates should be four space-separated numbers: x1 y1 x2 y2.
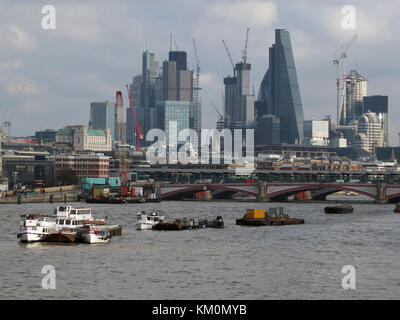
125 84 143 150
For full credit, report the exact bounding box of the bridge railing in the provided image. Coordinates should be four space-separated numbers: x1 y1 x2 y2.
136 171 400 185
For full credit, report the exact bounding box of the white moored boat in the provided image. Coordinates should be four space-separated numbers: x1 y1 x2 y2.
17 214 57 242
18 205 108 243
77 221 112 243
78 226 112 244
136 210 165 230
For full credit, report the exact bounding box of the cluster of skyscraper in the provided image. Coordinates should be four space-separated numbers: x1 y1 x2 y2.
90 48 200 148
220 29 304 146
87 28 389 156
128 49 201 146
335 69 389 153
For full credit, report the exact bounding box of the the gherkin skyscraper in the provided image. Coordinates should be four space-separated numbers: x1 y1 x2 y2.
258 29 304 144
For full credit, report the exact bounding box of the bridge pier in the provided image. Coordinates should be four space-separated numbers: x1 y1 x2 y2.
153 183 162 201
256 182 269 202
375 183 388 204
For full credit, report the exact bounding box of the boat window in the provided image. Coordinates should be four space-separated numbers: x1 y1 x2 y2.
58 220 65 225
154 218 158 222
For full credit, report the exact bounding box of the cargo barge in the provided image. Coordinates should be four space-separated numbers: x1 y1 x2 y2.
236 208 304 226
152 216 224 231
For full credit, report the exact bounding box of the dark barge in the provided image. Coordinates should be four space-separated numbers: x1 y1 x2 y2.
152 216 224 231
324 204 353 214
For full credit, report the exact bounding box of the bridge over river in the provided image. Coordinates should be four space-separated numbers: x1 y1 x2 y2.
154 182 400 203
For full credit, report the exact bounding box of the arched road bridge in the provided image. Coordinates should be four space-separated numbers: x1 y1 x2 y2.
152 182 400 203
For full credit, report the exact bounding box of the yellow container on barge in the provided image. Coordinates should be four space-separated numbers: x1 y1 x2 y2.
245 209 265 219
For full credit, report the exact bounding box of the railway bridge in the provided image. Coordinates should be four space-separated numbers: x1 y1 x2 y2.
154 182 400 203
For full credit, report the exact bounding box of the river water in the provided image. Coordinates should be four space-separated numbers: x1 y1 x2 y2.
1 196 399 299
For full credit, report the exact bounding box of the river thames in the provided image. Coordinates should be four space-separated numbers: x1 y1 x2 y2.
1 196 399 299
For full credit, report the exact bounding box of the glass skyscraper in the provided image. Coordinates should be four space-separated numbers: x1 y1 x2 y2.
90 101 116 141
157 101 194 146
258 29 304 144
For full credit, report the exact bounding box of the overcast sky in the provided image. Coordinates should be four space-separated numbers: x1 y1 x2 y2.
0 0 399 144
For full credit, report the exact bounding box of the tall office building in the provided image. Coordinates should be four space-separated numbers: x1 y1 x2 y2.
142 50 161 109
363 95 389 146
235 62 254 129
127 75 143 145
127 51 161 146
162 57 193 101
157 101 195 145
353 111 383 153
129 75 143 108
90 101 116 141
303 120 330 146
340 70 367 125
223 76 237 129
258 29 304 144
154 74 163 105
160 50 197 145
223 64 254 130
168 51 187 70
255 115 280 145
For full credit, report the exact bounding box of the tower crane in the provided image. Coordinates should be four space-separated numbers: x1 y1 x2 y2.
192 38 201 134
192 38 201 79
125 84 143 151
211 102 223 121
222 40 236 76
333 33 358 126
242 27 249 64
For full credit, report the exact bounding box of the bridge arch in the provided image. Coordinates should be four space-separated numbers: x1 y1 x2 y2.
268 184 376 201
387 193 400 202
161 184 258 200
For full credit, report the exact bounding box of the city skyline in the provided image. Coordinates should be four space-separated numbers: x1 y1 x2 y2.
0 0 399 144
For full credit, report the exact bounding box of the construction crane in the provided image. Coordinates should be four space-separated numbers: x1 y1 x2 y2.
221 90 228 122
192 38 201 79
125 84 143 151
222 40 236 76
115 90 128 196
333 33 358 126
192 38 201 135
211 102 223 121
242 27 249 64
